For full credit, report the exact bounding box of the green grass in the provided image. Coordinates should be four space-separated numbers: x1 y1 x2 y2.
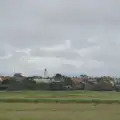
0 90 119 103
0 103 120 120
0 91 120 119
0 90 119 98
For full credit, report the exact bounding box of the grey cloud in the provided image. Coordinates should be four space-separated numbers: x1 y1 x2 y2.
30 47 80 60
0 0 120 76
1 0 120 48
0 47 7 57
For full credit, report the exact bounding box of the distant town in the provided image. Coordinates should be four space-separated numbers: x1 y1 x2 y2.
0 68 120 91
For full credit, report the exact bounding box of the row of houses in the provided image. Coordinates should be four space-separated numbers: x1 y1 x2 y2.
0 72 120 91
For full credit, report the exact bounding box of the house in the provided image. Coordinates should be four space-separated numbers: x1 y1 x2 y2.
84 78 97 90
71 77 85 90
114 78 120 91
33 78 53 84
0 77 3 82
13 73 26 82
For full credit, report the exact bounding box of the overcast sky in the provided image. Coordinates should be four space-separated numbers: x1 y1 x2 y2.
0 0 120 76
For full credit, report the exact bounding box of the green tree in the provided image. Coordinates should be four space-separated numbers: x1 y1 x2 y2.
54 73 63 81
64 77 72 86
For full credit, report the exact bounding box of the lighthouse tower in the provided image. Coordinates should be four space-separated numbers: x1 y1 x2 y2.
44 69 48 78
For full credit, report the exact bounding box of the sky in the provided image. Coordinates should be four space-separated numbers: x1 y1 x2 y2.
0 0 120 77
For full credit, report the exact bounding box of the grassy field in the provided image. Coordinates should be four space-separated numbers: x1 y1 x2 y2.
0 91 120 120
0 90 120 103
0 90 119 99
0 103 120 120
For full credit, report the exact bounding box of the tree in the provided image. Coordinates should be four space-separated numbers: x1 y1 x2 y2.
54 73 63 81
97 77 114 91
1 77 17 85
22 77 36 90
49 82 64 90
64 77 72 86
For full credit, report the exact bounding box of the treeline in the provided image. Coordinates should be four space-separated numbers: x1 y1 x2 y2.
0 74 119 91
0 74 72 91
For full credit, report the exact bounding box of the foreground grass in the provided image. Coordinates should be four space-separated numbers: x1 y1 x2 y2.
0 91 120 120
0 103 120 120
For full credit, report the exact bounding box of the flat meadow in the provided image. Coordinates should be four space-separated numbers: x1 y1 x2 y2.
0 90 120 100
0 91 120 120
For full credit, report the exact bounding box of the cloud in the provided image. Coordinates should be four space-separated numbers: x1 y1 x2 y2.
0 0 120 76
30 40 80 60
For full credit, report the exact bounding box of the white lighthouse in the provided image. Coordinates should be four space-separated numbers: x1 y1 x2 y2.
44 68 48 78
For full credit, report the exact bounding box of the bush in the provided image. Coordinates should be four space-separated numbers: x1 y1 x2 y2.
0 98 120 104
49 82 65 90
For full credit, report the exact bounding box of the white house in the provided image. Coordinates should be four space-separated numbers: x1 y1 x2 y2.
33 78 54 84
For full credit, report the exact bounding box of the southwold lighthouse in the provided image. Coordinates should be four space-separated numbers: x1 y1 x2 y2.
44 68 48 78
33 69 53 83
